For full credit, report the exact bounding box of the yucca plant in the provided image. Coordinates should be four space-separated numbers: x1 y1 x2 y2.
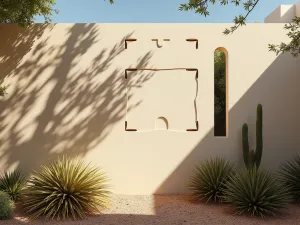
223 167 290 218
279 155 300 202
23 156 111 220
189 157 235 203
0 170 26 201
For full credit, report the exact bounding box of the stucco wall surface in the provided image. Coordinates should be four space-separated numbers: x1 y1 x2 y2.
0 23 300 194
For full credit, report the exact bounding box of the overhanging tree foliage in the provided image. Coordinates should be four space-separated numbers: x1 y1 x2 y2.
0 0 298 97
0 0 298 55
269 17 300 57
179 0 300 57
0 0 57 27
0 0 59 95
0 0 115 96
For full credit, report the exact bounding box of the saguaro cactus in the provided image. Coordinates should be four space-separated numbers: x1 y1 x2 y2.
242 104 263 169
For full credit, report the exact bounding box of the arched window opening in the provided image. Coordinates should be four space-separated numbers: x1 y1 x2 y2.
155 117 169 130
214 47 228 137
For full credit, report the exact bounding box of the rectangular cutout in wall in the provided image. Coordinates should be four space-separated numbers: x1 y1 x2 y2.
125 68 198 132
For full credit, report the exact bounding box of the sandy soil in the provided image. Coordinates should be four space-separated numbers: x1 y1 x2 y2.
1 195 300 225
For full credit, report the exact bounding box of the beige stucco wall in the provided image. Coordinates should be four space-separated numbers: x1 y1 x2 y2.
0 23 300 195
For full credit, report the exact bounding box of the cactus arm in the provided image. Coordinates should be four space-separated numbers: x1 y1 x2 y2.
242 123 250 168
248 150 255 169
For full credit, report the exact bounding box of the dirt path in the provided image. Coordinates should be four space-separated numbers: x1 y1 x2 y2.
1 195 300 225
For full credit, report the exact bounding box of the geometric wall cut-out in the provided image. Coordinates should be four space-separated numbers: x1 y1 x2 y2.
125 68 198 132
125 38 199 49
214 47 228 137
155 117 169 130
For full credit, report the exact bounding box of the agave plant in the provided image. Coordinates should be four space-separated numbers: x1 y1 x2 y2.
189 157 235 203
279 155 300 202
23 156 111 220
223 167 290 218
0 170 26 201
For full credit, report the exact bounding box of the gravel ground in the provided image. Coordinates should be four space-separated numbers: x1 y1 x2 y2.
1 195 300 225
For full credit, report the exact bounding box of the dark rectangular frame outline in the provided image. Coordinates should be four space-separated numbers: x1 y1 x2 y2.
125 68 199 132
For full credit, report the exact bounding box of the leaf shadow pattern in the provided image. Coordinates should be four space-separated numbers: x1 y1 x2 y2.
0 24 154 172
0 24 52 83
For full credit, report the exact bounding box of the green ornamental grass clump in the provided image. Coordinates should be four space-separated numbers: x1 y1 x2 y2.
0 170 26 201
223 167 290 218
23 156 111 220
279 155 300 202
189 157 235 203
0 191 14 220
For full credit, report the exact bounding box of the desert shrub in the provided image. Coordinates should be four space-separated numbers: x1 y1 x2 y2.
223 167 290 218
23 156 111 220
0 191 14 220
279 155 300 202
0 170 26 201
189 157 235 203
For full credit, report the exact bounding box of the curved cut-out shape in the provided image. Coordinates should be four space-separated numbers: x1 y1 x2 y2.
216 47 228 56
151 39 163 48
214 47 228 137
151 39 170 48
155 117 169 130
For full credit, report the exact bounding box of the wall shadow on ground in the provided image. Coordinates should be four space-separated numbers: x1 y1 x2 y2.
0 24 154 173
155 52 300 194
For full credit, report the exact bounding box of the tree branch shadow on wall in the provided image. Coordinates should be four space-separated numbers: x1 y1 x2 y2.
0 24 51 83
0 24 154 172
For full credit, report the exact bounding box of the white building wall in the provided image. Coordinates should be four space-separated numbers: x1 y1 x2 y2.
264 4 296 23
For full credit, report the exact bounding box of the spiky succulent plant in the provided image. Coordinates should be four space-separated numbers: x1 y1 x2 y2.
279 155 300 202
189 157 235 203
0 170 26 201
23 156 111 220
223 167 290 218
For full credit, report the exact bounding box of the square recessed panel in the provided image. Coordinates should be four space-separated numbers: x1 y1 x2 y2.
126 69 198 131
